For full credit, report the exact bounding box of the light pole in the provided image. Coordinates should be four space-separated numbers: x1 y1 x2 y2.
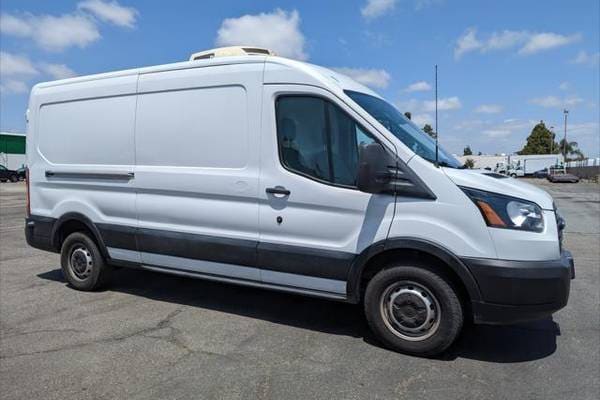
563 109 569 170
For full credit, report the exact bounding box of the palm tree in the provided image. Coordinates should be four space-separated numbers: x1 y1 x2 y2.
558 138 585 161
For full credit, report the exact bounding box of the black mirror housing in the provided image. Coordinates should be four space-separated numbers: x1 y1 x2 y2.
357 143 393 194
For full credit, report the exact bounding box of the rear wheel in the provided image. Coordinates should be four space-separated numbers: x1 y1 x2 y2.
9 175 18 182
364 264 463 357
61 232 112 290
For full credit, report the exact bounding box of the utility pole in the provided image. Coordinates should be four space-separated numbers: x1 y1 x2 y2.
563 109 569 170
434 65 439 167
549 126 554 154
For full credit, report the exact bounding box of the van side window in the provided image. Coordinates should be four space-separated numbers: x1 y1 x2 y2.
276 97 331 181
276 96 376 188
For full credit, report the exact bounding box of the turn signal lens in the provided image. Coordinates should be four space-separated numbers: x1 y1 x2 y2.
476 200 506 227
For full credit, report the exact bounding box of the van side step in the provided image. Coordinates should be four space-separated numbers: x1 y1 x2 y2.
138 263 348 301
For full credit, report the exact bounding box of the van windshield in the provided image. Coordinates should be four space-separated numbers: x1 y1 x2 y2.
345 90 462 168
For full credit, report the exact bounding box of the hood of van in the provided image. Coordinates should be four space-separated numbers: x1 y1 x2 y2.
442 168 555 210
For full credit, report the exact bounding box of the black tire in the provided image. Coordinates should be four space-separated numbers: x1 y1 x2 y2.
9 174 18 183
61 232 112 291
364 264 463 357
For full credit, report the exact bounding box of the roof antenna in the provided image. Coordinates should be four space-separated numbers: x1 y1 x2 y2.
435 64 439 167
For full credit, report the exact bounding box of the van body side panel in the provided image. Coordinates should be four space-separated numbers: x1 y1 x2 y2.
133 64 263 279
29 76 138 248
387 156 498 260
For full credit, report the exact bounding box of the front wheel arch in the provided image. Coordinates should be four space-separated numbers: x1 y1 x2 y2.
346 238 482 305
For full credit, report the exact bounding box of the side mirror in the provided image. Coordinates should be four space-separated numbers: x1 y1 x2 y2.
357 143 394 194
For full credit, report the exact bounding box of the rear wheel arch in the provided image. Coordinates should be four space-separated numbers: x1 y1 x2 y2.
51 213 109 259
347 238 482 305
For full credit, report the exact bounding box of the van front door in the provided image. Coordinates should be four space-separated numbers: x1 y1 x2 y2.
257 85 397 297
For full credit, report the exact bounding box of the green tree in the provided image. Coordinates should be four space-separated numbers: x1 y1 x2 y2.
464 158 475 169
404 111 412 120
558 138 585 161
463 145 473 156
423 124 436 139
517 121 559 155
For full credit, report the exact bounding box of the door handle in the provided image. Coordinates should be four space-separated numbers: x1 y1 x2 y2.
266 186 291 196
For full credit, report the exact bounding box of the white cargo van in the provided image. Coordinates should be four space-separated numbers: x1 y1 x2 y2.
25 47 574 356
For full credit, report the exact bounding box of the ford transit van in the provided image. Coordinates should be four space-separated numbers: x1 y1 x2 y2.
25 47 574 356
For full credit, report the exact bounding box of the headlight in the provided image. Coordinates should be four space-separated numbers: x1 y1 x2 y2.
461 187 544 232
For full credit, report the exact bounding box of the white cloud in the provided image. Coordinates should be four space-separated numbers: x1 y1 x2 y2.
454 28 482 59
519 33 581 55
481 119 537 139
423 96 462 112
412 113 433 126
0 51 38 76
571 50 600 66
395 98 421 112
568 122 599 136
454 28 581 59
78 0 138 28
332 67 391 89
484 30 528 52
0 52 77 94
404 80 431 92
0 52 37 94
216 9 307 61
361 0 397 20
0 79 29 94
559 81 570 91
483 129 512 139
530 95 583 109
40 63 77 79
397 97 461 114
0 13 33 37
475 104 503 114
0 13 100 52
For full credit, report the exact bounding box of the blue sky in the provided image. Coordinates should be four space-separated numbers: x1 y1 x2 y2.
1 0 598 156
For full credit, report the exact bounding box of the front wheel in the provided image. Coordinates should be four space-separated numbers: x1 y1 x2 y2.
364 265 463 357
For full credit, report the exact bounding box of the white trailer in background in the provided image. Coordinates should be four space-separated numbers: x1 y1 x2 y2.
517 155 563 175
458 154 563 175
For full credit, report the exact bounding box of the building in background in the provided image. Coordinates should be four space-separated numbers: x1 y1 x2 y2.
457 154 563 175
0 132 26 170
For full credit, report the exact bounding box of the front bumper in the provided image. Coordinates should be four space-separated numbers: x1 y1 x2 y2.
462 250 574 324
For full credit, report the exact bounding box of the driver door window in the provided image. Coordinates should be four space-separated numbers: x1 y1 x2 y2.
276 96 376 188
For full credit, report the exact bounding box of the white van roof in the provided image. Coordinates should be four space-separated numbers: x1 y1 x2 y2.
31 50 380 99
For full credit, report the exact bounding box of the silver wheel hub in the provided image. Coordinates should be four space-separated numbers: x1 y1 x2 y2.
380 281 441 341
70 246 93 280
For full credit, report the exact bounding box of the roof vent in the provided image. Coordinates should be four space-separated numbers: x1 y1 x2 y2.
189 46 275 61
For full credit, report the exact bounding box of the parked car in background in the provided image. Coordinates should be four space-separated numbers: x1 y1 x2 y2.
507 165 525 178
0 165 19 182
16 166 27 181
532 169 549 179
548 170 579 183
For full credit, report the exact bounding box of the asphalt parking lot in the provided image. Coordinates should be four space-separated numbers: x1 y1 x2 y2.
1 179 598 400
